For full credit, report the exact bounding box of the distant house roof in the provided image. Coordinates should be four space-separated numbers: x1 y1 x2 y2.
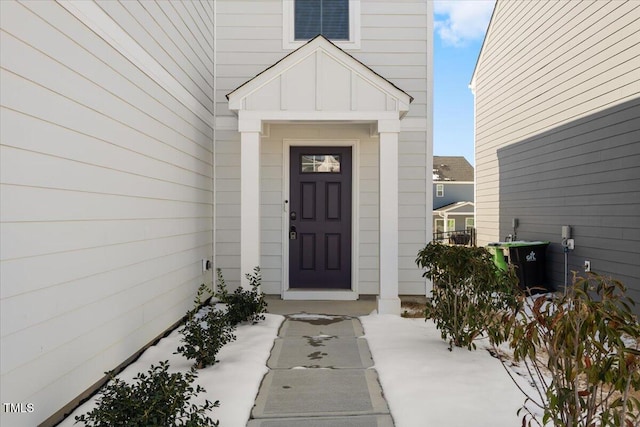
433 156 474 182
433 201 475 214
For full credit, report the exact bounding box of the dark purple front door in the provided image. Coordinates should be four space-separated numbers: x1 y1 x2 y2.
289 146 352 289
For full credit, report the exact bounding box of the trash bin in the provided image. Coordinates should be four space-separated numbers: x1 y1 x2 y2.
487 241 550 293
487 245 508 272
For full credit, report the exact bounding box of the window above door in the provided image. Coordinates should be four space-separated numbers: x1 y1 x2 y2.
283 0 361 50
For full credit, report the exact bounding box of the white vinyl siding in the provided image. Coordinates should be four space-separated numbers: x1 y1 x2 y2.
473 0 640 299
216 0 430 296
475 0 640 245
0 1 213 426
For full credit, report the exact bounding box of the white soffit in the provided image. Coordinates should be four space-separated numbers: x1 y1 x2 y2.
227 35 412 119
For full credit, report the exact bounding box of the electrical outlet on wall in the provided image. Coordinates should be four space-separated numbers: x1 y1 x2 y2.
584 260 591 272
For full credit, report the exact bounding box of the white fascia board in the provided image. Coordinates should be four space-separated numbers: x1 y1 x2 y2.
217 115 424 132
435 201 475 213
434 181 475 185
438 212 474 216
240 110 400 123
216 111 422 133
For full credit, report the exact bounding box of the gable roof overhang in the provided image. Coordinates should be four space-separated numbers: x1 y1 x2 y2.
433 201 475 216
227 35 413 123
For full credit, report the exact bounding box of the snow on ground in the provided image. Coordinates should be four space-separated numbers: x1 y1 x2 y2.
59 313 284 427
361 314 538 427
288 313 340 320
61 309 543 427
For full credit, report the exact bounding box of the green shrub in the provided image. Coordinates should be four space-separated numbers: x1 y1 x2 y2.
176 304 236 369
216 267 267 326
501 272 640 427
416 242 520 350
74 361 219 427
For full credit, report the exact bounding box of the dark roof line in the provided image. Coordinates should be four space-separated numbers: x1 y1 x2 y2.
226 34 414 102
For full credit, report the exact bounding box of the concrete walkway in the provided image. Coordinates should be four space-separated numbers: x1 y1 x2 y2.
247 298 394 427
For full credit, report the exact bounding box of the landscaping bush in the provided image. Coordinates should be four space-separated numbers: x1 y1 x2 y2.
216 267 267 326
416 242 520 350
176 305 236 369
175 285 236 369
500 272 640 427
74 361 219 427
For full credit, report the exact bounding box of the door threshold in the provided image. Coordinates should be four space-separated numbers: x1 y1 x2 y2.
283 290 359 301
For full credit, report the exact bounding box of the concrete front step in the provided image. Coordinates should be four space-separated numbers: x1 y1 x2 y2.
279 315 364 337
247 415 394 427
267 337 374 369
251 368 389 419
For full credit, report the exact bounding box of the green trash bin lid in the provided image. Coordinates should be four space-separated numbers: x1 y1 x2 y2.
487 245 508 271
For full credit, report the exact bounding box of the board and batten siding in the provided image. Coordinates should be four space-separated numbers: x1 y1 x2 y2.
473 0 640 301
0 1 214 426
215 0 430 294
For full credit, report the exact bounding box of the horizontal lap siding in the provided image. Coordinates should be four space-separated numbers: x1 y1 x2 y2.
214 133 241 286
361 2 429 294
260 134 283 294
399 131 428 294
216 1 429 295
358 131 380 294
215 0 280 284
0 1 214 426
215 0 283 117
474 0 640 299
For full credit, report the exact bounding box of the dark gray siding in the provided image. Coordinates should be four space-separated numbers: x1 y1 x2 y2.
497 98 640 303
473 0 640 310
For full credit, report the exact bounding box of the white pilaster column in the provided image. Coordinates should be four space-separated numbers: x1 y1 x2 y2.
377 119 401 315
239 116 262 287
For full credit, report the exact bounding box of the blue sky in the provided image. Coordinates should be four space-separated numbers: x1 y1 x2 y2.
433 0 495 165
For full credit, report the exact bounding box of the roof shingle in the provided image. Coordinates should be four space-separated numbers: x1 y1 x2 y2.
433 156 474 182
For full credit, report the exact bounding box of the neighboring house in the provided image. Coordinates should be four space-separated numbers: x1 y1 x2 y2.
0 1 433 426
471 1 640 303
432 156 474 238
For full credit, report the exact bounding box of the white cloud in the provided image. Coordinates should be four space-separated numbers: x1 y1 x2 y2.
434 0 496 47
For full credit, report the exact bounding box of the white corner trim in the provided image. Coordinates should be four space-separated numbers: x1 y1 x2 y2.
56 0 214 126
282 0 361 50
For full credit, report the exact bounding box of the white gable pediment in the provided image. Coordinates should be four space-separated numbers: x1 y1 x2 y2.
227 36 412 118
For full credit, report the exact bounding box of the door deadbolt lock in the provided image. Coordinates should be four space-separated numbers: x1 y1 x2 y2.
290 211 297 220
289 225 297 240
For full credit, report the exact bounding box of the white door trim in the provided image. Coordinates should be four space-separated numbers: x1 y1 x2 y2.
282 139 360 300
